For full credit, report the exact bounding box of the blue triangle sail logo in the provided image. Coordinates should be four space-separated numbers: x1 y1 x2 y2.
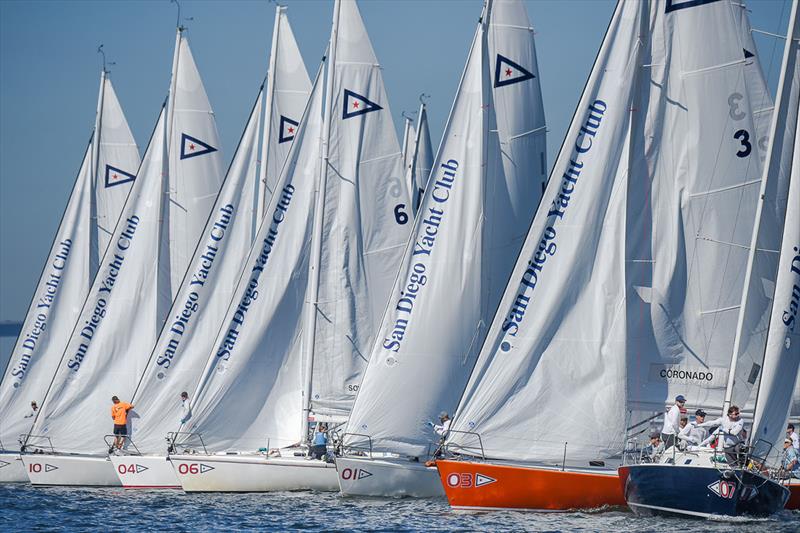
180 133 217 160
104 165 136 188
494 54 535 88
279 115 300 144
342 89 383 120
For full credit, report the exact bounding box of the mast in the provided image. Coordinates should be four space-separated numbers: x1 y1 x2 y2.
301 0 341 443
723 4 795 415
89 67 107 269
257 5 283 223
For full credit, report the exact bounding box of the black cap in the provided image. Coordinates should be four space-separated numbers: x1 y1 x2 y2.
695 409 706 417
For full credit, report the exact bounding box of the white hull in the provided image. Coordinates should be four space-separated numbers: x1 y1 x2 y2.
21 454 121 486
170 453 338 492
0 452 28 483
109 454 181 489
336 456 445 498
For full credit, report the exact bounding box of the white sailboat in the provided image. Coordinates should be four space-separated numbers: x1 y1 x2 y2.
437 0 776 511
337 0 547 498
169 0 412 492
20 27 224 487
0 67 139 483
108 5 311 490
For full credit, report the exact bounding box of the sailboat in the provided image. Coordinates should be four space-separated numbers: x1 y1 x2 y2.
436 0 777 511
20 26 224 487
107 5 311 490
621 0 798 517
406 97 434 216
0 66 140 483
169 0 412 492
337 0 547 498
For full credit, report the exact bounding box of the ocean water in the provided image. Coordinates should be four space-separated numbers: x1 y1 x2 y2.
1 484 798 532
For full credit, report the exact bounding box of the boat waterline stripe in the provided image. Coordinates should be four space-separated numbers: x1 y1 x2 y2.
627 501 713 518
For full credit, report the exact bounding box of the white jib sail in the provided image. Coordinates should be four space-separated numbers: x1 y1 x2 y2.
180 66 326 452
0 72 139 451
343 0 546 458
257 5 313 220
751 0 800 456
401 115 416 174
447 0 775 464
26 30 224 455
306 0 412 422
126 9 311 456
407 101 434 215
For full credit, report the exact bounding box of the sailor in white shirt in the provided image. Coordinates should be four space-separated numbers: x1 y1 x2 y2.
432 411 451 437
787 424 799 452
23 400 38 419
699 405 744 465
678 409 708 449
660 395 686 449
179 391 191 425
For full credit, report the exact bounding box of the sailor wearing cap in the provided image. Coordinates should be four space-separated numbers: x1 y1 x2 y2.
660 395 686 449
677 409 708 448
644 432 664 462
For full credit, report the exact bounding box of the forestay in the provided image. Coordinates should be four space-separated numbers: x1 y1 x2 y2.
0 73 139 451
751 0 800 457
307 0 412 421
447 0 776 464
179 66 325 452
126 9 311 455
26 30 224 455
344 0 546 459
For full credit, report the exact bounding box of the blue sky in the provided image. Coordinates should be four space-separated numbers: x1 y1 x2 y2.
0 0 793 359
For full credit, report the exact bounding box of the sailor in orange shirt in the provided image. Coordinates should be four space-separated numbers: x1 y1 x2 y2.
110 395 134 452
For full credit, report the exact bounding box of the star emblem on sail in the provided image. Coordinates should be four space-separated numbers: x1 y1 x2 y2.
342 89 383 119
279 115 300 143
180 133 218 160
494 54 535 88
104 164 136 188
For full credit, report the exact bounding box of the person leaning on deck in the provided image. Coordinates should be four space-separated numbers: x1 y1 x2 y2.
110 395 134 453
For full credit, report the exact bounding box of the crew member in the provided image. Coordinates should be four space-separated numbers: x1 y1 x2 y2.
24 401 38 419
310 423 328 460
782 437 799 478
643 432 664 462
788 424 799 452
699 405 744 465
179 391 191 425
110 396 134 452
678 409 708 448
660 395 685 449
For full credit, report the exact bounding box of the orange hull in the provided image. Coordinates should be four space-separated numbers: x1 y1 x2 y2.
436 459 625 511
787 481 800 510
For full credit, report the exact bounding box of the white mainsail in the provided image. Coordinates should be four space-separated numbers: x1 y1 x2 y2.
447 0 772 464
407 100 434 215
180 65 326 452
25 29 224 455
750 0 800 457
0 72 139 451
343 0 546 459
125 8 311 455
306 0 412 422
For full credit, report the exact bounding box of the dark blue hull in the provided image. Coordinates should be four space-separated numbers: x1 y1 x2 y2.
619 464 789 518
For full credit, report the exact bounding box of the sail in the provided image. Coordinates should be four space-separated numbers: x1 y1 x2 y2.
257 5 313 219
343 0 546 458
180 67 325 452
26 31 224 455
307 0 412 421
407 102 434 215
0 73 139 451
125 9 310 456
447 0 776 464
751 0 800 456
126 91 264 454
401 116 417 173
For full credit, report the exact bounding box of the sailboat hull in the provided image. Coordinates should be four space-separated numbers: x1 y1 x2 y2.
0 452 28 482
21 454 121 486
170 453 338 492
436 459 624 511
109 454 180 489
336 456 445 498
787 479 800 510
619 464 790 517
